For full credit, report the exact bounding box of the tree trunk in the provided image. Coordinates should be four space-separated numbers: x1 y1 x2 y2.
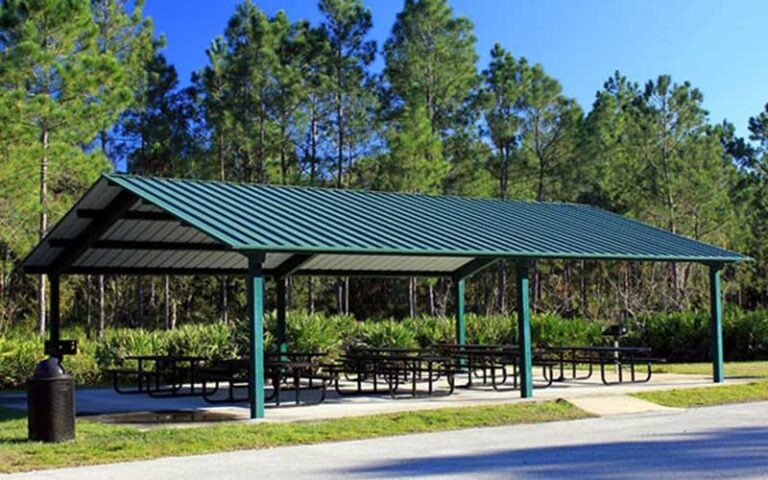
307 276 315 315
580 260 588 318
344 277 349 315
170 296 177 329
38 125 49 336
98 275 105 340
428 284 435 316
336 89 344 188
310 107 318 183
497 262 507 315
164 275 170 330
85 275 92 339
408 277 416 318
220 277 228 324
135 277 144 327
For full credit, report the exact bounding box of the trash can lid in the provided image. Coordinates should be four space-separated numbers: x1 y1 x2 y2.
33 357 66 379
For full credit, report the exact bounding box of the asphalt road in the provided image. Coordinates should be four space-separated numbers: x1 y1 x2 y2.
6 401 768 480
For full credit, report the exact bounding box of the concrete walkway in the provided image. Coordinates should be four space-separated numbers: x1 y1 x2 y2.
567 394 676 416
5 401 767 480
0 372 741 426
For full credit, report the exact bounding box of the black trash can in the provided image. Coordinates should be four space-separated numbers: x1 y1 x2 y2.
27 357 75 442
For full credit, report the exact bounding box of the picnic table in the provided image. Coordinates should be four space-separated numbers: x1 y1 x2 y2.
197 356 330 406
326 348 455 397
109 352 331 407
542 346 663 384
436 344 557 390
108 354 206 397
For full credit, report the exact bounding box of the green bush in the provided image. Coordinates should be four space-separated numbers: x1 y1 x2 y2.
402 316 454 347
358 319 419 349
271 311 358 359
532 312 605 347
627 309 768 361
466 314 516 345
2 309 767 389
0 333 41 389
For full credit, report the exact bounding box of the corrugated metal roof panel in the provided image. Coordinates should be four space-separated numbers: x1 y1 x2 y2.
18 174 747 275
108 174 744 262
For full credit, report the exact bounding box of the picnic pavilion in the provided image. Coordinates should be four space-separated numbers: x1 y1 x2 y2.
18 174 746 419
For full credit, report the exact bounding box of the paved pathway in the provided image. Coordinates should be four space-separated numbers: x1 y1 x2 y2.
0 373 738 425
6 401 768 480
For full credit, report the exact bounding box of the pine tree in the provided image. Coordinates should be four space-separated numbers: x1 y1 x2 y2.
0 0 153 333
380 100 448 194
318 0 376 189
116 53 199 176
384 0 478 137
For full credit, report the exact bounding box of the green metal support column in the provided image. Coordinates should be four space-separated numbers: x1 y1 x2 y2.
709 264 724 383
516 261 533 398
247 255 266 419
276 278 288 359
454 278 465 368
49 274 61 344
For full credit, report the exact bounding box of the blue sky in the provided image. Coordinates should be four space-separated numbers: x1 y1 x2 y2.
144 0 767 137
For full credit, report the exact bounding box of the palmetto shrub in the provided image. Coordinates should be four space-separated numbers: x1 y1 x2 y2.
2 309 767 389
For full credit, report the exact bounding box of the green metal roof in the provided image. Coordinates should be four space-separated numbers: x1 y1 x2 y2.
108 174 743 261
19 174 745 276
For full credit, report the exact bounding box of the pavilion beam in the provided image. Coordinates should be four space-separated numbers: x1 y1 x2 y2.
709 263 724 383
77 209 176 221
49 239 229 251
247 253 266 419
292 269 452 278
516 260 533 398
27 266 248 276
49 190 138 274
452 257 499 280
272 254 315 278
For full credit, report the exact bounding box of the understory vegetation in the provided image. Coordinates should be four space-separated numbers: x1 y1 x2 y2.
2 308 767 389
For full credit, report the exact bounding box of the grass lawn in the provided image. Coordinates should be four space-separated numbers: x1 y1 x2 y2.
653 361 768 379
0 400 589 473
633 361 768 408
633 380 768 408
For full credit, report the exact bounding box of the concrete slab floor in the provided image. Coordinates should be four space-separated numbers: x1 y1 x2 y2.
0 372 752 428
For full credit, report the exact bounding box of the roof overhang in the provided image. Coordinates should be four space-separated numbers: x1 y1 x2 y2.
17 175 746 278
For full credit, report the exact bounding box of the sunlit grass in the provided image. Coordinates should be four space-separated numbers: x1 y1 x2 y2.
653 361 768 379
634 380 768 408
0 400 590 473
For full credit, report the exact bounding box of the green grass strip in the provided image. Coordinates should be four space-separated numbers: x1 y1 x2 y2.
652 361 768 379
0 399 589 473
634 380 768 408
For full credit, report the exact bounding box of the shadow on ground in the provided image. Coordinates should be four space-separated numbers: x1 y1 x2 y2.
338 427 768 479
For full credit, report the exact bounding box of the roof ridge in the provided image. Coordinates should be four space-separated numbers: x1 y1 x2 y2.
105 173 587 208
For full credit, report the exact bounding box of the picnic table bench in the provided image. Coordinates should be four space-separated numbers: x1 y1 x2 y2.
436 344 556 390
107 355 206 397
541 346 664 384
108 352 332 406
324 348 456 397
